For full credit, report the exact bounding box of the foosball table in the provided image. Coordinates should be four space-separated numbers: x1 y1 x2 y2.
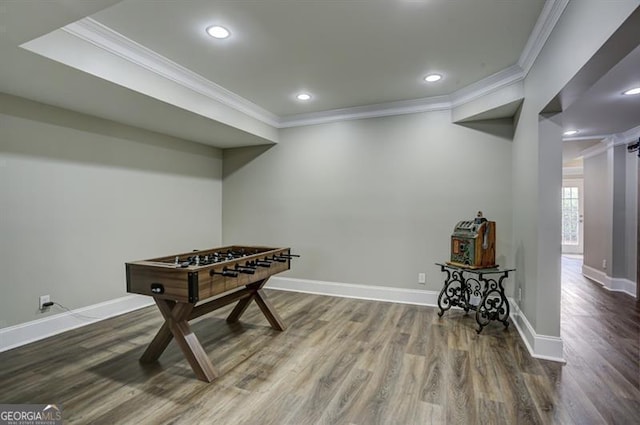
126 245 298 382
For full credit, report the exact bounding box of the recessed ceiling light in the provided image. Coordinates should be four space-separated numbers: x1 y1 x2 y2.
424 74 442 83
623 87 640 96
206 25 230 39
563 130 579 136
296 93 312 101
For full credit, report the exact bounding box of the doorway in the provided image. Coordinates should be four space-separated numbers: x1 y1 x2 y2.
561 179 584 255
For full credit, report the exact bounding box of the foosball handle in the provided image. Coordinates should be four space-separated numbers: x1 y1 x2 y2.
209 268 239 278
234 265 255 274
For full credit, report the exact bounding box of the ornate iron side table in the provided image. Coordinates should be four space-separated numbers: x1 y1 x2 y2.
436 263 514 333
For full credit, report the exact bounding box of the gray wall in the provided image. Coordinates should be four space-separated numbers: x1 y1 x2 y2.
626 150 638 282
612 145 628 278
584 144 637 284
0 94 223 328
584 151 613 273
223 110 513 293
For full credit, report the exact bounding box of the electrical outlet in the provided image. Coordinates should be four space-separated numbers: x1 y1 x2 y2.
602 259 607 269
39 295 50 310
418 273 426 284
518 288 522 303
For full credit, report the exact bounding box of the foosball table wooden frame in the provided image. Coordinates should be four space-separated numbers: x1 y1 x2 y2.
126 245 296 382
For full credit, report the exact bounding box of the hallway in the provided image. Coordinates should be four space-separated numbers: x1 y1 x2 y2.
559 255 639 423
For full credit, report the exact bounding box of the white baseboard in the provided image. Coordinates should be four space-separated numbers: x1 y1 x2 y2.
267 276 440 306
582 264 637 298
268 277 565 363
0 295 154 353
508 300 565 363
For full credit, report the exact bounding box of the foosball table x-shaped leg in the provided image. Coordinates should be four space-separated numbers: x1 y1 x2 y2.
140 298 218 382
227 281 286 330
139 279 286 382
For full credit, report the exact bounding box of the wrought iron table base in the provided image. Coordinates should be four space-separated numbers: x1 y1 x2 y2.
436 264 513 333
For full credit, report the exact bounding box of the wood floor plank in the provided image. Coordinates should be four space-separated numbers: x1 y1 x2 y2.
445 349 477 425
476 398 509 425
405 306 432 356
420 323 447 406
522 371 569 425
470 335 504 402
345 332 410 425
388 353 440 425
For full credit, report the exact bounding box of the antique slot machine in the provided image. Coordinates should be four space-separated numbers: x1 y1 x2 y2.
448 211 496 269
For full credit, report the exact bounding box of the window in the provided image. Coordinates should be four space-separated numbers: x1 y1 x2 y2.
562 186 579 245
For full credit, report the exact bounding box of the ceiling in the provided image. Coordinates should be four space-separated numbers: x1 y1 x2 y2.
88 0 543 117
562 42 640 139
0 0 638 149
559 7 640 160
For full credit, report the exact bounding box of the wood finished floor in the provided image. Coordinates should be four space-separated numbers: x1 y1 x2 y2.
0 257 638 424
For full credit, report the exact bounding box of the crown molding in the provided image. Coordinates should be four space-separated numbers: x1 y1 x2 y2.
450 64 524 108
562 134 608 142
579 140 610 160
62 18 280 128
59 2 567 130
278 96 451 128
518 0 570 74
608 134 628 147
281 61 535 127
578 125 640 160
615 124 640 145
281 64 526 127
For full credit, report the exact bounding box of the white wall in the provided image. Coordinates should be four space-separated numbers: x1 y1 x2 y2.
0 94 223 328
223 110 513 293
